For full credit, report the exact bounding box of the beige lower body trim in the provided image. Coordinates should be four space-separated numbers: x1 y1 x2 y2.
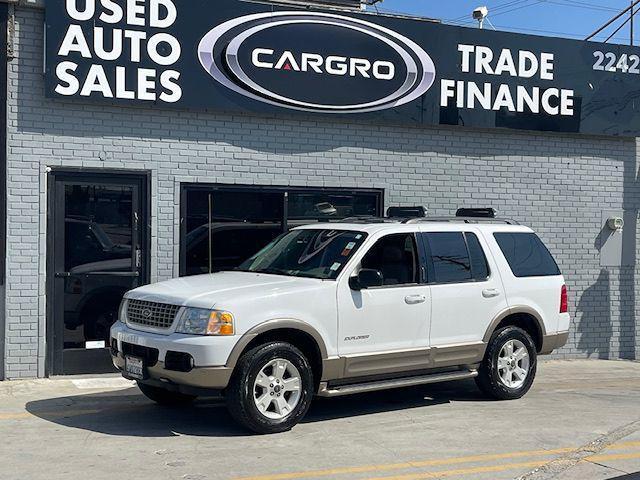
540 331 570 355
324 342 487 381
112 354 233 389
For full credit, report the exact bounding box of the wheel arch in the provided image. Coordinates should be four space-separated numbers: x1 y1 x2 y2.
483 307 546 353
226 319 328 390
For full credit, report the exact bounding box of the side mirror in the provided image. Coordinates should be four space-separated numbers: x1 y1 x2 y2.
349 269 384 291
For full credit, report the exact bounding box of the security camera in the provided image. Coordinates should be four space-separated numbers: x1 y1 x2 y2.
607 216 624 231
472 6 489 21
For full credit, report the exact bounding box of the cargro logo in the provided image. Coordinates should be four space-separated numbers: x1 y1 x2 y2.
198 11 436 114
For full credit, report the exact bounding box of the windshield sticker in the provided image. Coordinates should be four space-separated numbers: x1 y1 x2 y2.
330 262 342 271
342 242 357 256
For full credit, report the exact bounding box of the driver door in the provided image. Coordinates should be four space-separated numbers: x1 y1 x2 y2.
337 232 431 378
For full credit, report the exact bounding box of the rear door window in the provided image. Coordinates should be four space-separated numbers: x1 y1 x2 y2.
424 232 472 283
423 232 491 284
494 232 561 277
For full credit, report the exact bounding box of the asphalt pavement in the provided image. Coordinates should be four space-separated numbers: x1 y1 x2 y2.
1 359 639 480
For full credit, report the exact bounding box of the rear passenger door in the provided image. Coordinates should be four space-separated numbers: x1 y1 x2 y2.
421 230 508 347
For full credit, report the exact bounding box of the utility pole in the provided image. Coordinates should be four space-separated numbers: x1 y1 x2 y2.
632 0 635 46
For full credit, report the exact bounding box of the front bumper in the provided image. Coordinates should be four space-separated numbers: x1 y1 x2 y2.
110 321 235 390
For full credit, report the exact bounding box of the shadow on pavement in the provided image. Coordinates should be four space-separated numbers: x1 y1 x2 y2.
25 379 486 437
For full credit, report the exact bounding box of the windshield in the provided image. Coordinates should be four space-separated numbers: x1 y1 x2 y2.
237 229 368 280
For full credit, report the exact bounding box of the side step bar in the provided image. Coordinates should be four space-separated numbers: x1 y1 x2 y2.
317 369 478 397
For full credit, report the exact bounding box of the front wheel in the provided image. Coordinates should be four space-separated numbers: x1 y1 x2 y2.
475 326 537 400
225 342 314 434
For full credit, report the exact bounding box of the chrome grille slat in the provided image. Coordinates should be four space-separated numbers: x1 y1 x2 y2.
127 299 180 329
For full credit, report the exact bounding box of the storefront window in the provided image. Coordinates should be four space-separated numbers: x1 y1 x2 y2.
288 192 379 221
183 189 283 276
181 185 382 276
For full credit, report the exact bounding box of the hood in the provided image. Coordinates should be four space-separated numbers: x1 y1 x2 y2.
125 271 322 310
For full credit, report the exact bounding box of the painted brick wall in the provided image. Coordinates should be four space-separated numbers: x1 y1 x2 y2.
3 7 639 378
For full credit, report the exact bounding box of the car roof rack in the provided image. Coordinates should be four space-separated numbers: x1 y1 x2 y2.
334 216 398 224
402 217 520 225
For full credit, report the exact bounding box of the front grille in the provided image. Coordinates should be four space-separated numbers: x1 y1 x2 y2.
127 299 180 329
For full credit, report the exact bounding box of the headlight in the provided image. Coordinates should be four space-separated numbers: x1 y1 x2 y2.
176 308 235 336
118 298 128 323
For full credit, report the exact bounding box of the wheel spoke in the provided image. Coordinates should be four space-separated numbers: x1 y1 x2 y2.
515 366 528 380
255 393 272 412
283 376 301 392
273 396 290 416
505 341 514 357
497 357 509 370
255 371 271 388
274 360 287 380
514 347 528 361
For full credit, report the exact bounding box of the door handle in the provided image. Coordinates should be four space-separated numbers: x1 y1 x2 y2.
405 295 426 305
482 288 501 298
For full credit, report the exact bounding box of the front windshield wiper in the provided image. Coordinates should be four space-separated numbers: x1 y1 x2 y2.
235 267 293 276
257 268 292 276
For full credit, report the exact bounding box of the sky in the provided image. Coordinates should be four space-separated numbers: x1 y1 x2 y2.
368 0 638 44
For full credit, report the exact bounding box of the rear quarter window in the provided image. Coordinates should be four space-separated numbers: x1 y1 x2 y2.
494 232 561 278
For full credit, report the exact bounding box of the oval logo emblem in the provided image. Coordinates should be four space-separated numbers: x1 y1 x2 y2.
198 12 436 114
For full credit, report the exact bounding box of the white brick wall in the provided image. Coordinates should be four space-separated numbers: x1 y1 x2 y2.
4 8 639 378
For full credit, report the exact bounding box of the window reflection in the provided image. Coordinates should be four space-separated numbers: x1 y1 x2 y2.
182 186 381 277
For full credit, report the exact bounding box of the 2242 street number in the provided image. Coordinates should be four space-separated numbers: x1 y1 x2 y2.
593 51 640 74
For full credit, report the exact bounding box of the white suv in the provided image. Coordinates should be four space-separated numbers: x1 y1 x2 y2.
111 213 570 434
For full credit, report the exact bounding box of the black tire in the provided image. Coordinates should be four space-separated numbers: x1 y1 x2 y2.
475 326 537 400
137 382 197 406
225 342 314 434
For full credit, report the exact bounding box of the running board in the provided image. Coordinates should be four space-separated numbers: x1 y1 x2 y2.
317 369 478 397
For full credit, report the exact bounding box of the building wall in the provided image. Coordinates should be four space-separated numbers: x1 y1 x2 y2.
4 7 639 378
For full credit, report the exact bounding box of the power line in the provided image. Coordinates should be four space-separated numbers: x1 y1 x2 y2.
489 0 547 18
547 0 621 13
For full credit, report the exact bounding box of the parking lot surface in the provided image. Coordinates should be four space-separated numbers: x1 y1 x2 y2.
1 360 639 480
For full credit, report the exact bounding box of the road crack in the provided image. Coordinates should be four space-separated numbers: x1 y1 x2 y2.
515 419 640 480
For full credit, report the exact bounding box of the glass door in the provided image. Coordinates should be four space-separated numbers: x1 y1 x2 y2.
50 173 148 375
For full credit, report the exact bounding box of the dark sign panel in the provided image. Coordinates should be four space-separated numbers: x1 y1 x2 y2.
45 0 640 137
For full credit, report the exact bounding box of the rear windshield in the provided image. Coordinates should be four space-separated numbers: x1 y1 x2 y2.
494 233 561 278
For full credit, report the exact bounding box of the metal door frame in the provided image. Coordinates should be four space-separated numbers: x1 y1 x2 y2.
46 169 151 376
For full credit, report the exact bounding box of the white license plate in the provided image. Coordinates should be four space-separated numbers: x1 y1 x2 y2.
124 356 145 380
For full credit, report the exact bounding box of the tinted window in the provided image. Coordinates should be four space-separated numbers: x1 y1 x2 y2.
425 232 472 283
466 233 490 280
494 233 561 277
361 234 419 286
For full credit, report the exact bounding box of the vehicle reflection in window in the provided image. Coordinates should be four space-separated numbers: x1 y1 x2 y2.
237 229 368 280
63 184 135 349
184 223 283 276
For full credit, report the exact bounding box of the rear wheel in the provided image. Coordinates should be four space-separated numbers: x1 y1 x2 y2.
476 326 537 400
225 342 314 434
137 382 197 406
